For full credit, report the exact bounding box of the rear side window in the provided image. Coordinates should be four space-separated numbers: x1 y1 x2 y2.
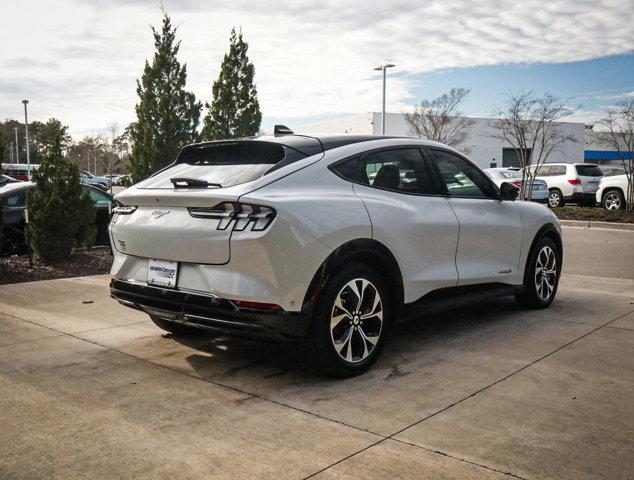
552 165 567 176
576 165 603 177
331 148 439 195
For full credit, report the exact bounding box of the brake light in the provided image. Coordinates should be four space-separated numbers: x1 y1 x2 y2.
110 204 137 215
568 179 581 185
232 299 283 311
510 181 522 187
188 202 276 232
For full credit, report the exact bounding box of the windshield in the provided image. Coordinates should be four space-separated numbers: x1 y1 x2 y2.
575 165 603 177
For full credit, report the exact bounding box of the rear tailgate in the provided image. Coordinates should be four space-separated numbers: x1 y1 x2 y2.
110 190 239 264
110 139 318 265
575 165 603 193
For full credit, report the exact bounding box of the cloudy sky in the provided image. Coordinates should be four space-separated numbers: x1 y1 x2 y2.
1 0 633 137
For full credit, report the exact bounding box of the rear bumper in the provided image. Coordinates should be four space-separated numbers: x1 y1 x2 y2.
568 192 597 204
110 278 311 341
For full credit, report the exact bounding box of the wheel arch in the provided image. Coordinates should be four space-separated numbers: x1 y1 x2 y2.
522 223 563 284
602 186 625 203
301 238 404 322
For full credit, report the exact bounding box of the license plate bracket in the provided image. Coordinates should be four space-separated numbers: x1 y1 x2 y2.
147 259 178 288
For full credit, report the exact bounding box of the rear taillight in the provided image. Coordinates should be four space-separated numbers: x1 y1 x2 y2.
110 204 137 215
568 179 581 185
188 202 276 232
510 181 522 188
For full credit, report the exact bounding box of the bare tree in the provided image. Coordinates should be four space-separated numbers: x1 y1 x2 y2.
591 99 634 211
404 88 475 149
490 91 577 201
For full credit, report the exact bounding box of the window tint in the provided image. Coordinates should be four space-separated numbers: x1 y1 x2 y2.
576 165 603 177
331 148 438 194
2 190 26 208
85 187 111 206
432 150 495 198
534 165 551 176
331 156 361 181
552 165 567 176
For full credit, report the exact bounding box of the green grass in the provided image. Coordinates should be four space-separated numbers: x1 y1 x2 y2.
552 207 634 223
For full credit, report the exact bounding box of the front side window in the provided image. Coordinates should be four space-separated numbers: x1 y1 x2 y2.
431 149 496 198
2 190 26 208
534 165 552 176
85 187 111 206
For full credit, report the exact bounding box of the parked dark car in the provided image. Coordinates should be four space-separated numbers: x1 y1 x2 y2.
0 175 20 187
0 181 112 254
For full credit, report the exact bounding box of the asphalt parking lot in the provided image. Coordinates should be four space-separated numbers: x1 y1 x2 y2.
1 226 632 479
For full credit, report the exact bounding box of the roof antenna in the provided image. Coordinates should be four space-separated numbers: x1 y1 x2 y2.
274 125 294 135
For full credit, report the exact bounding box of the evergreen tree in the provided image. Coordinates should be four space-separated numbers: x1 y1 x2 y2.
27 136 96 261
128 14 201 183
201 28 262 140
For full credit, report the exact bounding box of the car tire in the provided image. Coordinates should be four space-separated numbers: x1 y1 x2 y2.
305 265 391 378
548 189 564 208
149 316 201 337
602 189 625 210
515 236 561 309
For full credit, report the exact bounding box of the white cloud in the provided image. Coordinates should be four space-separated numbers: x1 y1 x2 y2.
0 0 632 136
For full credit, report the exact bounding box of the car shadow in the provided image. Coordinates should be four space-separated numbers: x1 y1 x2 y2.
170 296 526 383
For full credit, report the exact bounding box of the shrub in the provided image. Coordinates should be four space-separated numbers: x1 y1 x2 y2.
27 136 96 261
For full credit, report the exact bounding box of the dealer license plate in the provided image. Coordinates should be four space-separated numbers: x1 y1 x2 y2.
147 259 178 288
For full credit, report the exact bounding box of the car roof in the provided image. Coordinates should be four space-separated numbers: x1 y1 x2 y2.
0 181 34 195
181 134 446 158
0 181 112 198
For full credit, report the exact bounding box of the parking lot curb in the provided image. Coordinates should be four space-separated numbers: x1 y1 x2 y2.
560 219 634 231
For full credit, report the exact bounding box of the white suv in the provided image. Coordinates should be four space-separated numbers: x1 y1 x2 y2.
109 133 563 377
524 163 603 208
596 174 630 210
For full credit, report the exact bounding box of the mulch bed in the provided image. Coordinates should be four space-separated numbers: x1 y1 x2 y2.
552 207 634 223
0 248 113 285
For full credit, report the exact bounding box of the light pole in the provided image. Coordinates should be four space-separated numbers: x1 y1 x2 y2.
14 127 19 163
373 63 395 135
22 100 31 179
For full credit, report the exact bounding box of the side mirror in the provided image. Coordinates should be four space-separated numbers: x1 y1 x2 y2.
499 182 519 201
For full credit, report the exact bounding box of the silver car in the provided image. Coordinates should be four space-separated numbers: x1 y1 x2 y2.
484 168 549 203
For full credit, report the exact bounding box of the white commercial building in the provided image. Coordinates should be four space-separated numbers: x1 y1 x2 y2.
297 113 588 170
371 113 586 170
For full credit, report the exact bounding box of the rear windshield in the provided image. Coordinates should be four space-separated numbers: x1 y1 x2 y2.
170 141 311 188
575 165 603 177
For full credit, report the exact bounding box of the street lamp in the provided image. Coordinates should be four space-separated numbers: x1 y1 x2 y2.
22 100 32 180
373 63 395 135
14 127 19 163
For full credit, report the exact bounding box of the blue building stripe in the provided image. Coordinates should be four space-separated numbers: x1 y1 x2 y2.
585 150 633 160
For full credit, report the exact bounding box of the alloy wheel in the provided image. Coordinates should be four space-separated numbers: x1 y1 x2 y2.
604 192 621 210
548 191 561 208
330 278 383 363
535 246 557 301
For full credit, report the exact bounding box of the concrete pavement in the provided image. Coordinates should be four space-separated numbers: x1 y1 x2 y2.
0 227 633 479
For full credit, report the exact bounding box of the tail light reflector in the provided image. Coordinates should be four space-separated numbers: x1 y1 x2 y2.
188 202 276 231
232 300 283 311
